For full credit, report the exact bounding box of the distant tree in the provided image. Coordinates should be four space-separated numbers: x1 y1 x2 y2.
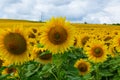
112 23 120 25
103 23 107 25
84 22 87 24
116 23 120 25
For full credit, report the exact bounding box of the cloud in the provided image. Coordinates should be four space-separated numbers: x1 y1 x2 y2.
0 0 120 23
81 0 120 23
36 0 72 6
81 12 112 24
1 0 36 20
103 0 120 23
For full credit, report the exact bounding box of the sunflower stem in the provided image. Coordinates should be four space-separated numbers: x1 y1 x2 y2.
50 70 58 80
95 64 100 80
26 64 41 77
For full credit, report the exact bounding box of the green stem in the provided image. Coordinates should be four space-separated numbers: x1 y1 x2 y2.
50 71 59 80
26 64 41 77
95 64 100 80
106 77 108 80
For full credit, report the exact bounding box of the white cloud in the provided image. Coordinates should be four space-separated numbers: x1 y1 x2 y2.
81 0 120 24
81 12 112 24
103 0 120 23
0 0 120 23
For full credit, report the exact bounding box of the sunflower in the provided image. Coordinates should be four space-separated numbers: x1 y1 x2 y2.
108 46 117 57
2 61 18 78
74 59 90 75
77 32 91 48
73 34 80 48
28 26 42 39
101 30 115 47
105 36 118 57
0 25 30 65
112 35 120 52
40 17 75 54
27 27 41 47
84 39 108 63
32 46 52 64
0 58 4 68
2 68 18 77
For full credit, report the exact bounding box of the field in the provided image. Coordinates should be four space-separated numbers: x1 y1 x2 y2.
0 18 120 80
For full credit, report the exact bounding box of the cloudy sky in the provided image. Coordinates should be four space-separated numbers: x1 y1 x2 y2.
0 0 120 24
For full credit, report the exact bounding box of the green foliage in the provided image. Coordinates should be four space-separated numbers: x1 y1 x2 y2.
1 47 120 80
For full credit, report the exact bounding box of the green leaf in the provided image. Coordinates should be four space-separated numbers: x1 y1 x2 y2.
113 75 120 80
0 74 10 80
27 64 36 71
99 70 113 77
37 43 44 48
0 66 6 71
41 64 52 72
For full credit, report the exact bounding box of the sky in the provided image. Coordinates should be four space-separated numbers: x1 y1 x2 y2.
0 0 120 24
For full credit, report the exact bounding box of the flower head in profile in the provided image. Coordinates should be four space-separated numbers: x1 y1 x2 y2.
32 46 52 64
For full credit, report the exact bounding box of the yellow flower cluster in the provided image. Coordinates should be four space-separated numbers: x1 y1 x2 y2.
0 17 120 77
0 17 75 65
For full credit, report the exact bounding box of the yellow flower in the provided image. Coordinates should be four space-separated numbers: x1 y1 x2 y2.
73 34 80 48
0 58 4 68
112 35 120 52
78 32 90 48
74 59 90 75
40 17 75 54
32 46 52 64
108 46 117 57
84 39 108 63
2 61 18 78
2 67 18 78
27 27 41 47
0 25 30 65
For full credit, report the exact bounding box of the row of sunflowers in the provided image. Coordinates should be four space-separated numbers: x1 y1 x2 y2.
0 17 120 80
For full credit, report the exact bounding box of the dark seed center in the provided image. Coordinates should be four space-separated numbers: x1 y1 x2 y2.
32 28 37 33
28 33 36 38
93 47 103 57
39 53 52 60
94 48 101 54
7 68 16 74
74 38 77 46
78 63 87 72
37 50 52 60
0 59 3 68
4 33 27 55
54 32 60 40
48 27 67 45
81 36 89 46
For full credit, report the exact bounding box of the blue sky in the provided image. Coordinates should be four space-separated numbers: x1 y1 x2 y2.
0 0 120 24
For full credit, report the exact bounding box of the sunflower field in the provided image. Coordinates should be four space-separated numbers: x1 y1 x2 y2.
0 17 120 80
